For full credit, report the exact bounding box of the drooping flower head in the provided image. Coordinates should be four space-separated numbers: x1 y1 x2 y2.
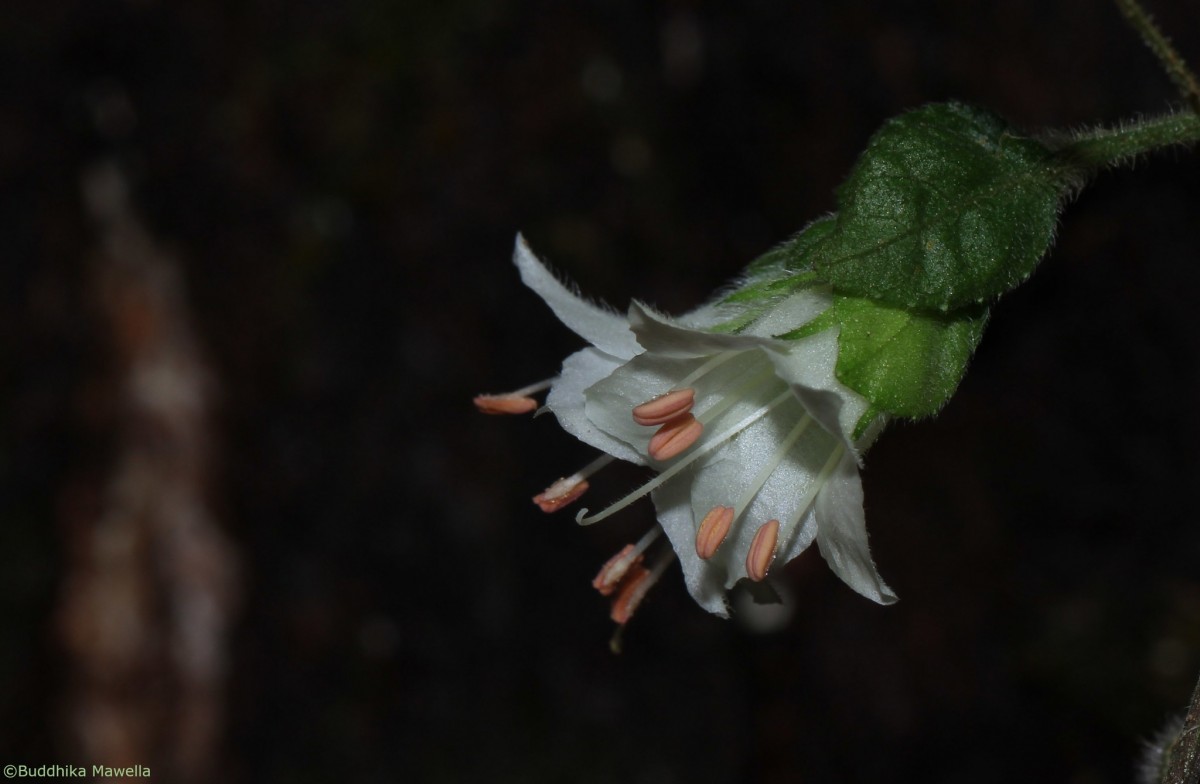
473 104 1076 631
478 233 899 623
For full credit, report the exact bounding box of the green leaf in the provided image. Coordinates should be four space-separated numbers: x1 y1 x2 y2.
780 295 988 419
811 103 1063 311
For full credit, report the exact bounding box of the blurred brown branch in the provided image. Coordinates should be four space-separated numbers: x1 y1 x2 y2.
55 162 238 784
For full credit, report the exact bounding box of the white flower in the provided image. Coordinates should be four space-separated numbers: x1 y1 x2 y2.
477 234 896 624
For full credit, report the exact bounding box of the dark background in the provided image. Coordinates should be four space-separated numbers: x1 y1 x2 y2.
3 1 1200 782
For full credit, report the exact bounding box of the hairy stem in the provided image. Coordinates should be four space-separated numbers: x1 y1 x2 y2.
1050 111 1200 175
1114 0 1200 113
1162 670 1200 783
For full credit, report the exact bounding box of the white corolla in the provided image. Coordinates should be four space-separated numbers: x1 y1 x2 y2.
476 235 895 625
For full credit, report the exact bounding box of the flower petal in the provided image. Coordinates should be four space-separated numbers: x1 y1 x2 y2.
627 302 777 359
813 450 897 604
651 481 731 617
514 234 640 359
762 327 874 454
737 288 834 339
584 348 769 458
626 300 873 452
582 353 696 454
678 395 828 584
547 348 645 465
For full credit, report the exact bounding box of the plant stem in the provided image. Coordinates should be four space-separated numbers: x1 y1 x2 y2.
1114 0 1200 113
1051 111 1200 174
1163 670 1200 784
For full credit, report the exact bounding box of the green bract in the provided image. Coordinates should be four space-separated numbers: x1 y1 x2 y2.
809 102 1063 311
723 223 989 422
779 296 988 428
833 297 988 420
714 104 1068 421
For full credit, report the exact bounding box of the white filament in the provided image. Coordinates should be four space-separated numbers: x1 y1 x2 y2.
779 443 845 551
732 411 812 518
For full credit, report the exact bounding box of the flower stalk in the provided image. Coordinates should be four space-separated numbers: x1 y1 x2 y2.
1114 0 1200 114
1052 111 1200 176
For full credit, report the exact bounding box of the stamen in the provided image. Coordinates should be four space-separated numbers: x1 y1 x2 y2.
647 414 704 461
746 519 781 582
593 545 642 596
532 455 614 513
632 388 695 426
473 394 537 415
695 505 735 560
576 388 793 526
533 478 589 513
592 527 663 595
610 550 674 625
472 378 556 415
